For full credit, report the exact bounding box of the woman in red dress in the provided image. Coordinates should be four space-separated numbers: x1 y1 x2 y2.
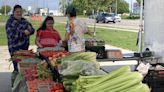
36 16 61 48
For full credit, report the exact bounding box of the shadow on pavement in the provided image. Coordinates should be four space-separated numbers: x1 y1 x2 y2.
0 72 11 92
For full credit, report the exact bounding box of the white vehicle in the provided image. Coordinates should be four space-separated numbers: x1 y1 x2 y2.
114 14 121 22
96 13 115 23
109 13 121 22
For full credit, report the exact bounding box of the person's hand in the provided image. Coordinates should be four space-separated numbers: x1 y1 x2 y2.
24 30 30 36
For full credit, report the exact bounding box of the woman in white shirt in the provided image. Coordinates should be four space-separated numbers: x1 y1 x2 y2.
64 6 92 52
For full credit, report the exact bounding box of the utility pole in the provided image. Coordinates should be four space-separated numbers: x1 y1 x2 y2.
4 2 6 16
115 0 117 14
46 0 49 16
33 0 35 14
3 0 6 15
138 0 143 56
63 1 65 14
131 0 133 14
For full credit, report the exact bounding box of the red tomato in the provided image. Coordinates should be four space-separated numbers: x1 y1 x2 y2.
55 89 64 92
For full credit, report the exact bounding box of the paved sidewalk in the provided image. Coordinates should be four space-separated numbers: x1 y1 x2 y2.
0 45 134 92
0 46 37 92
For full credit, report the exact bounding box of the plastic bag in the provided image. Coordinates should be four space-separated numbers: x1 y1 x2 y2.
12 73 28 92
60 60 106 76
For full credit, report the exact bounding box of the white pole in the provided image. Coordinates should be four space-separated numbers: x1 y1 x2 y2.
3 0 6 16
5 2 6 16
93 19 96 37
138 0 143 56
115 0 117 14
131 0 133 14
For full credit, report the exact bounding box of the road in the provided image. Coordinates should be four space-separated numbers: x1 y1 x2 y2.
0 17 140 31
53 17 140 31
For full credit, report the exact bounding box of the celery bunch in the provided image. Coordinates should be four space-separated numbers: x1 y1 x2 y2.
70 66 150 92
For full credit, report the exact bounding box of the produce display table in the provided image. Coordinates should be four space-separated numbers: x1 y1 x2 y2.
11 50 152 92
97 56 161 73
97 56 161 62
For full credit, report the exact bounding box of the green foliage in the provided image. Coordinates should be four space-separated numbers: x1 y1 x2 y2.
71 0 113 15
0 15 9 22
127 16 140 19
117 0 129 14
0 5 11 14
59 0 72 14
71 0 87 15
136 0 144 6
61 0 129 15
121 15 140 20
136 0 140 4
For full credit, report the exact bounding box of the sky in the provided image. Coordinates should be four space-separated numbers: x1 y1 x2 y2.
0 0 136 11
0 0 59 10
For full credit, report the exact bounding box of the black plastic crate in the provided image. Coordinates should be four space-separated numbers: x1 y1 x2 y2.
85 46 105 59
143 70 164 92
152 88 164 92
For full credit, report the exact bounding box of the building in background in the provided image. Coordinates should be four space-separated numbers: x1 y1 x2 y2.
39 8 63 16
40 8 48 16
49 10 63 16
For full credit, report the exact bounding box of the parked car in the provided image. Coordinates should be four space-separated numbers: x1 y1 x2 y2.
114 14 121 22
24 13 33 16
96 13 116 23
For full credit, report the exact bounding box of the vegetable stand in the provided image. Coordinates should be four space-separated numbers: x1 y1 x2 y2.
11 50 67 92
11 50 151 92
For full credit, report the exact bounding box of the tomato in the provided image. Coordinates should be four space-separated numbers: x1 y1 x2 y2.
55 89 64 92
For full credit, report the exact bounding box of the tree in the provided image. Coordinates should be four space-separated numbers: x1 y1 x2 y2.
136 0 144 5
60 0 129 15
71 0 87 15
59 0 73 14
22 8 27 13
59 0 66 13
71 0 113 15
112 0 129 14
117 0 129 14
136 0 141 4
0 5 11 15
35 8 41 14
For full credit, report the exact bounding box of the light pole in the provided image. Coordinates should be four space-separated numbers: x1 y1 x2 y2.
46 0 49 16
131 0 133 14
115 0 117 14
4 4 6 16
138 0 143 56
3 0 6 16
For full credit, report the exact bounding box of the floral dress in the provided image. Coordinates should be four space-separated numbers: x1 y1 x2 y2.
66 18 88 52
